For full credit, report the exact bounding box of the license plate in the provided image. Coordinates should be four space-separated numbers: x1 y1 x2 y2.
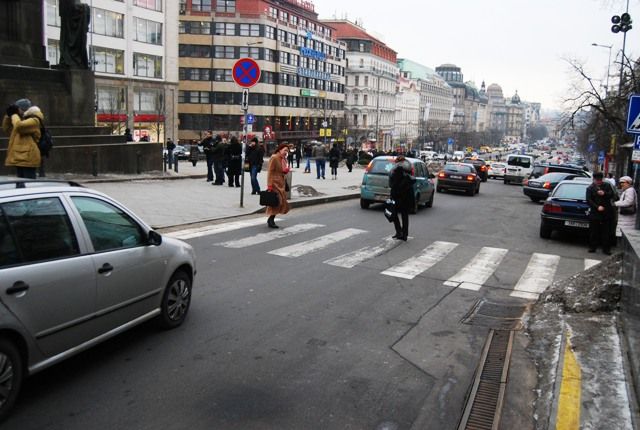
565 220 588 228
449 175 462 179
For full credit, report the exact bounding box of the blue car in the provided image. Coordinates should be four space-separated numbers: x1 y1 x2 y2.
539 179 591 239
360 156 435 214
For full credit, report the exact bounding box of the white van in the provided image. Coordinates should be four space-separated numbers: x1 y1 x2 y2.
504 154 533 184
452 151 465 161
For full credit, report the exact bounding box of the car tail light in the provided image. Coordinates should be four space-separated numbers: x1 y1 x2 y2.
543 202 562 213
543 182 552 189
466 175 475 181
438 172 446 179
480 165 487 171
523 178 529 186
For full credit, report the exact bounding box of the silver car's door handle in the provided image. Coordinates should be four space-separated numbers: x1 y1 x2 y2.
98 263 114 274
6 281 29 295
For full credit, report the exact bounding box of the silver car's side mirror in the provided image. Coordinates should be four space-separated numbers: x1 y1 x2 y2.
148 230 163 246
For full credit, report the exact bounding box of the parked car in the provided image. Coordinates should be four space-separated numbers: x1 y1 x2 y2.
523 172 582 202
0 179 196 421
462 157 489 182
488 162 506 179
162 144 190 160
539 179 591 239
360 156 435 213
529 163 590 179
436 163 481 196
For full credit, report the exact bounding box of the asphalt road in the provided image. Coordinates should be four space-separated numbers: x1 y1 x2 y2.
4 179 597 430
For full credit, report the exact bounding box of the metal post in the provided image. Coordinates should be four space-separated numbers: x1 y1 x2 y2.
240 102 248 208
91 151 98 177
618 0 630 97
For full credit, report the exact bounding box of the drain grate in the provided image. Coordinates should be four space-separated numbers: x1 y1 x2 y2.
458 330 513 430
461 299 527 331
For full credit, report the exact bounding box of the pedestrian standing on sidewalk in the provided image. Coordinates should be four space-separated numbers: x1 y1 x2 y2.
312 141 327 179
389 155 415 241
294 143 302 168
2 99 42 179
166 138 176 166
329 144 340 179
586 171 616 255
614 176 637 236
304 143 312 173
345 147 354 172
226 136 242 187
246 137 264 195
266 143 291 228
287 142 295 168
211 135 226 185
201 131 215 182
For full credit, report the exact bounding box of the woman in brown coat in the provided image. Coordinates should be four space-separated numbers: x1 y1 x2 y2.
266 143 291 228
3 103 43 179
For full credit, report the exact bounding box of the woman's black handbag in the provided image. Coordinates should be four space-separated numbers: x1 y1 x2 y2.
260 190 279 207
620 205 636 215
384 199 396 222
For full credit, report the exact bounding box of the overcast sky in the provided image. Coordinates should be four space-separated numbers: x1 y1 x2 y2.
316 0 639 113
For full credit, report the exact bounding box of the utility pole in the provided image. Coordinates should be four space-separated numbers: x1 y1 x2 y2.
375 69 381 151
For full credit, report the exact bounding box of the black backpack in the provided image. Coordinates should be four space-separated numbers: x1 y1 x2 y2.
35 117 53 157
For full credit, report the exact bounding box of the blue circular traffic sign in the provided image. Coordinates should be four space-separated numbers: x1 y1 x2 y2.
233 58 261 88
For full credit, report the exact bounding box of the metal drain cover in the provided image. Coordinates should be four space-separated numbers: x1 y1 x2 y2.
461 299 527 331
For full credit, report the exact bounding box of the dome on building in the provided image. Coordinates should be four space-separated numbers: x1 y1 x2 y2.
511 91 521 104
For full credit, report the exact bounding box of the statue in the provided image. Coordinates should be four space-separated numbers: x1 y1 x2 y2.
59 0 91 69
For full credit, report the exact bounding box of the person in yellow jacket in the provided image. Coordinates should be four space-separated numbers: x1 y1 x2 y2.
2 99 43 178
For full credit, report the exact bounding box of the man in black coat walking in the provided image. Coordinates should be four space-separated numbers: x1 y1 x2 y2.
201 131 215 182
389 156 415 241
586 171 616 255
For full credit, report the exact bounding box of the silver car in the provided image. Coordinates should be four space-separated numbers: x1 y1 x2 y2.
0 179 196 421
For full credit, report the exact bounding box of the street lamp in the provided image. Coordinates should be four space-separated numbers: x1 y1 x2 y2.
591 42 612 94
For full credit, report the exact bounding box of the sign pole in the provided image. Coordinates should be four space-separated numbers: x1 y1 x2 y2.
240 97 248 208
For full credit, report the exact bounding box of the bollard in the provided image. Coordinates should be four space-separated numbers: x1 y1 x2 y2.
174 155 179 173
286 170 292 199
136 151 142 174
163 153 168 172
92 151 98 177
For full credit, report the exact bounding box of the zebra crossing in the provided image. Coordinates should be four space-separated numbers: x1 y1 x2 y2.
167 221 601 300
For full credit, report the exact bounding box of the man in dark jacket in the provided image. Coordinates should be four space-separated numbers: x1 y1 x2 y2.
246 137 265 194
389 156 415 241
201 131 215 182
211 135 226 185
586 171 616 254
226 136 243 187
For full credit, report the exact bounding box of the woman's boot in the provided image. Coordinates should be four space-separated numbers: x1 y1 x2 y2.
267 215 279 228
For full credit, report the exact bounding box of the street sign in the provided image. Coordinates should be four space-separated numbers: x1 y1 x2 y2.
233 58 261 88
247 114 255 124
241 88 249 111
322 121 328 128
626 94 640 133
598 150 605 164
635 134 640 150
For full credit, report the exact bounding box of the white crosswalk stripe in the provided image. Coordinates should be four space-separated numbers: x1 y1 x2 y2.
268 228 367 258
381 241 458 280
584 259 601 270
215 223 324 248
325 235 403 268
166 218 275 240
443 247 508 291
510 253 561 300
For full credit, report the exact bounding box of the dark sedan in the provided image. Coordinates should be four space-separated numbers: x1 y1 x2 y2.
436 163 481 196
462 158 489 182
539 180 590 239
523 172 581 202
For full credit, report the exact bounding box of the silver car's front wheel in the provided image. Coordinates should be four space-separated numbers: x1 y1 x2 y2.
158 271 192 329
0 339 23 423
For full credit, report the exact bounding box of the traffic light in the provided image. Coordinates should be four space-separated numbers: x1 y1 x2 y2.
611 13 633 33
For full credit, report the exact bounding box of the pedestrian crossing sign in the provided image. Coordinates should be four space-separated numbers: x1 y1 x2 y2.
626 95 640 134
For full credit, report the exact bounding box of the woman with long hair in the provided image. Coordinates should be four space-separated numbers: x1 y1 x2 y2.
266 143 291 228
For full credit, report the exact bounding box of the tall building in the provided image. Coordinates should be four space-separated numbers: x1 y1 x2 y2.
505 91 524 140
394 75 420 146
397 58 453 146
178 0 346 147
45 0 179 142
486 83 507 136
323 19 398 151
435 64 487 135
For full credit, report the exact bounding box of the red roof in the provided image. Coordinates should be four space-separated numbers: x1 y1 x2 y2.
322 20 397 62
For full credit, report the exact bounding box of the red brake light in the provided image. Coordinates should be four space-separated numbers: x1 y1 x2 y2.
543 182 552 189
480 165 487 171
438 172 446 178
466 175 475 181
543 202 562 213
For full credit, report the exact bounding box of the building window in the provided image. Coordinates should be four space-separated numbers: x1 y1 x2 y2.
46 0 61 27
364 76 369 87
264 49 274 61
192 0 212 12
134 17 162 45
96 86 126 113
183 21 211 34
265 26 275 39
239 24 260 37
215 22 235 36
239 47 260 59
91 46 124 74
269 7 278 19
354 94 359 105
133 53 162 78
216 0 236 12
47 39 60 65
91 8 124 38
355 76 359 86
134 89 162 112
214 69 232 81
215 46 235 59
179 44 211 58
134 0 162 11
363 95 368 106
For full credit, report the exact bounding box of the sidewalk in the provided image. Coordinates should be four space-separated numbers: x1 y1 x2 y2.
44 160 363 229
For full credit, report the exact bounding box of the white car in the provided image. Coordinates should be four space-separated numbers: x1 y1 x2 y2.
488 162 506 179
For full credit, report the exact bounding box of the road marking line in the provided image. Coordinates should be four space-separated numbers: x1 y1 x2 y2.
166 218 273 240
268 228 367 258
555 336 581 430
325 235 402 268
381 241 458 280
446 247 508 290
584 259 600 270
215 223 324 248
510 253 561 300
